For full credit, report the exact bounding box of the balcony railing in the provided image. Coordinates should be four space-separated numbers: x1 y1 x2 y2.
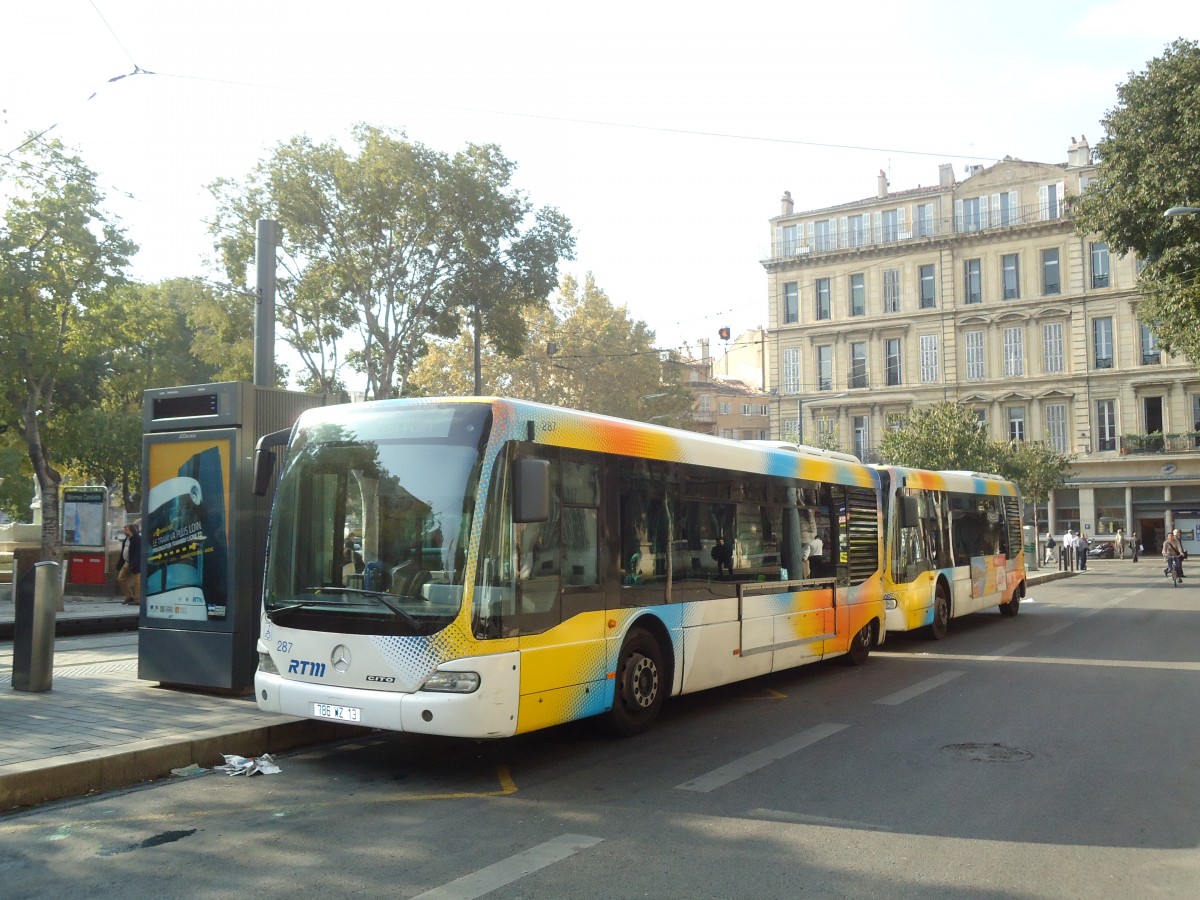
766 200 1067 261
1119 432 1200 454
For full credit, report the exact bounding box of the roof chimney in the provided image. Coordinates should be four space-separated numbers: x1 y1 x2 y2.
877 170 889 199
938 163 956 187
780 191 794 216
1068 135 1092 167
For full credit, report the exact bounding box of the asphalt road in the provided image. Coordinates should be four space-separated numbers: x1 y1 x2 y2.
2 565 1198 899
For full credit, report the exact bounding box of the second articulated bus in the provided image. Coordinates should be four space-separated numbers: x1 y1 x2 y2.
252 397 885 738
873 466 1026 639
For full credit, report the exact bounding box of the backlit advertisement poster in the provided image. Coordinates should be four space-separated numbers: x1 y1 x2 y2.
61 486 108 549
145 438 231 621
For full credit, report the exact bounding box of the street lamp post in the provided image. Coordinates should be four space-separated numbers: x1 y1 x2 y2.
797 392 848 446
1165 206 1200 217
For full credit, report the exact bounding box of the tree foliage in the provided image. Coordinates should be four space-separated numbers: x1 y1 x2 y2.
409 273 694 425
0 137 136 555
208 124 575 398
1073 39 1200 363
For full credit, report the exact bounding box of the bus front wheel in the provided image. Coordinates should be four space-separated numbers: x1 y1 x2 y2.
607 627 666 737
927 585 950 640
845 620 875 666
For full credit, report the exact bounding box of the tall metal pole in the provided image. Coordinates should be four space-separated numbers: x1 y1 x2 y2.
254 219 278 388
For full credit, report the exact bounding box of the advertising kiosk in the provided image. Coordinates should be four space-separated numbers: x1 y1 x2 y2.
139 382 329 692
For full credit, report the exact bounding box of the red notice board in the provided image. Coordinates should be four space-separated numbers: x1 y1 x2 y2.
67 553 106 585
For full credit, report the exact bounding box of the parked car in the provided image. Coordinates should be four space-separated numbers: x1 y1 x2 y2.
1088 542 1116 559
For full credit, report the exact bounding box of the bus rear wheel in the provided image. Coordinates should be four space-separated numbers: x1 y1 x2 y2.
999 584 1022 617
927 585 950 640
607 627 666 737
845 620 875 666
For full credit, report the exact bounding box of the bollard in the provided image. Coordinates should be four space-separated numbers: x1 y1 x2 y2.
12 561 60 692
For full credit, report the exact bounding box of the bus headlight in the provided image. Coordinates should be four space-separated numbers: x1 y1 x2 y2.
421 671 481 693
884 594 898 610
258 652 280 675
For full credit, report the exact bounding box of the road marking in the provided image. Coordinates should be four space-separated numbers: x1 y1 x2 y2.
978 641 1028 661
747 808 895 832
874 670 964 706
412 833 604 900
675 723 847 793
1037 621 1073 637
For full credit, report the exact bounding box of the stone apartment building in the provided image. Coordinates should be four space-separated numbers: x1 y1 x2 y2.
678 337 773 441
763 138 1200 552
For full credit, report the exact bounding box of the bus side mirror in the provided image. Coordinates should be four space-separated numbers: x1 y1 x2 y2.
253 428 292 496
899 495 921 528
513 458 550 523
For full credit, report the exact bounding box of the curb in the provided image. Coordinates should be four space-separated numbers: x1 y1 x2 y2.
0 718 372 812
0 612 139 642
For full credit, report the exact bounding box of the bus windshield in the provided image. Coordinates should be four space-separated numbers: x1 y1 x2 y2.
263 403 490 635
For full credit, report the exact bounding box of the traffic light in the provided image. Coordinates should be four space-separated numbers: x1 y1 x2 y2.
718 327 731 340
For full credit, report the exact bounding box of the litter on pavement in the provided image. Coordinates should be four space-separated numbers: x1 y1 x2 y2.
213 753 282 776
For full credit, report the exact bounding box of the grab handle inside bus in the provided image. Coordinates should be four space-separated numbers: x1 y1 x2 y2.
253 427 293 496
513 458 550 523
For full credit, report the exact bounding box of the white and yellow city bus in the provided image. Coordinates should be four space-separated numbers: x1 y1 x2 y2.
872 466 1026 639
252 397 885 738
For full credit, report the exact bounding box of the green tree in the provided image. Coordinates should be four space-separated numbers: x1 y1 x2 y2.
0 137 135 556
877 403 999 472
410 273 694 424
994 439 1074 566
208 124 574 398
1073 39 1200 364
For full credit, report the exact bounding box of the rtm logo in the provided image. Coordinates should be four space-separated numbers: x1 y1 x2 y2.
288 659 326 677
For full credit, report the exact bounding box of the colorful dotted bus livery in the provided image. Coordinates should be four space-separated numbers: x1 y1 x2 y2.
255 397 888 738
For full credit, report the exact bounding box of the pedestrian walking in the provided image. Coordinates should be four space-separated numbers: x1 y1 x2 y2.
1131 532 1140 563
1114 528 1125 559
1044 533 1056 566
1076 531 1088 570
118 523 142 605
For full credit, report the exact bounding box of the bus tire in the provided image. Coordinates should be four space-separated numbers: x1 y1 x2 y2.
999 587 1021 617
845 620 875 666
927 584 950 640
607 627 666 737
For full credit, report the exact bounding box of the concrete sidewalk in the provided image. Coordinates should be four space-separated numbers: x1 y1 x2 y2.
1 568 1073 813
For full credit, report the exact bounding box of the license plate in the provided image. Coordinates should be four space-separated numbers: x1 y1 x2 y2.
313 702 361 722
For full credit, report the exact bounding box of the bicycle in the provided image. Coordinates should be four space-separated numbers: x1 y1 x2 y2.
1165 555 1182 587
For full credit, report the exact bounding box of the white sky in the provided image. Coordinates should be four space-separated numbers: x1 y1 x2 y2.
3 0 1199 389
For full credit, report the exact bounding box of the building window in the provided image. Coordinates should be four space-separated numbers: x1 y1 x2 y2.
1003 326 1025 377
965 330 985 381
1091 242 1110 288
958 196 982 232
994 190 1018 227
852 415 869 459
975 408 989 434
884 338 902 386
741 403 751 415
1093 317 1114 369
916 202 935 237
919 264 936 308
1042 322 1064 374
1002 253 1020 300
778 224 798 256
850 341 868 388
919 334 939 383
741 430 754 440
782 347 800 394
719 401 732 415
815 219 835 252
1007 406 1026 442
1041 248 1061 295
886 412 905 431
847 214 868 248
1096 399 1117 451
816 345 833 391
964 259 982 304
1141 323 1161 365
849 273 866 316
782 418 798 442
1192 394 1200 438
817 415 837 444
1040 182 1061 221
699 394 711 414
815 278 831 320
883 269 900 313
1045 403 1067 452
882 208 900 242
783 282 798 324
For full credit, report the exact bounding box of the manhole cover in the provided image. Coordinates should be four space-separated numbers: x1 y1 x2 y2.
942 742 1033 762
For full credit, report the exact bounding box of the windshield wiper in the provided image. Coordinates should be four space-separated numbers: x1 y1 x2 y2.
294 586 423 630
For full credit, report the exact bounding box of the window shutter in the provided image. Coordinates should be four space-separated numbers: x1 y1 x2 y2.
954 199 963 232
839 216 849 248
991 193 1001 225
805 221 814 250
979 195 989 229
1039 185 1049 220
1008 191 1019 223
897 207 909 238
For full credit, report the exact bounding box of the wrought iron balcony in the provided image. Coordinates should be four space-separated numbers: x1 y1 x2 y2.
1119 432 1200 454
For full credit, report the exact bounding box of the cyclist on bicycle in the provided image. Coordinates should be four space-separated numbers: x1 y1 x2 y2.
1163 528 1185 581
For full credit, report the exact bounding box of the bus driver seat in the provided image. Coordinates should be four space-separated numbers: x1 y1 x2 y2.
391 559 430 601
